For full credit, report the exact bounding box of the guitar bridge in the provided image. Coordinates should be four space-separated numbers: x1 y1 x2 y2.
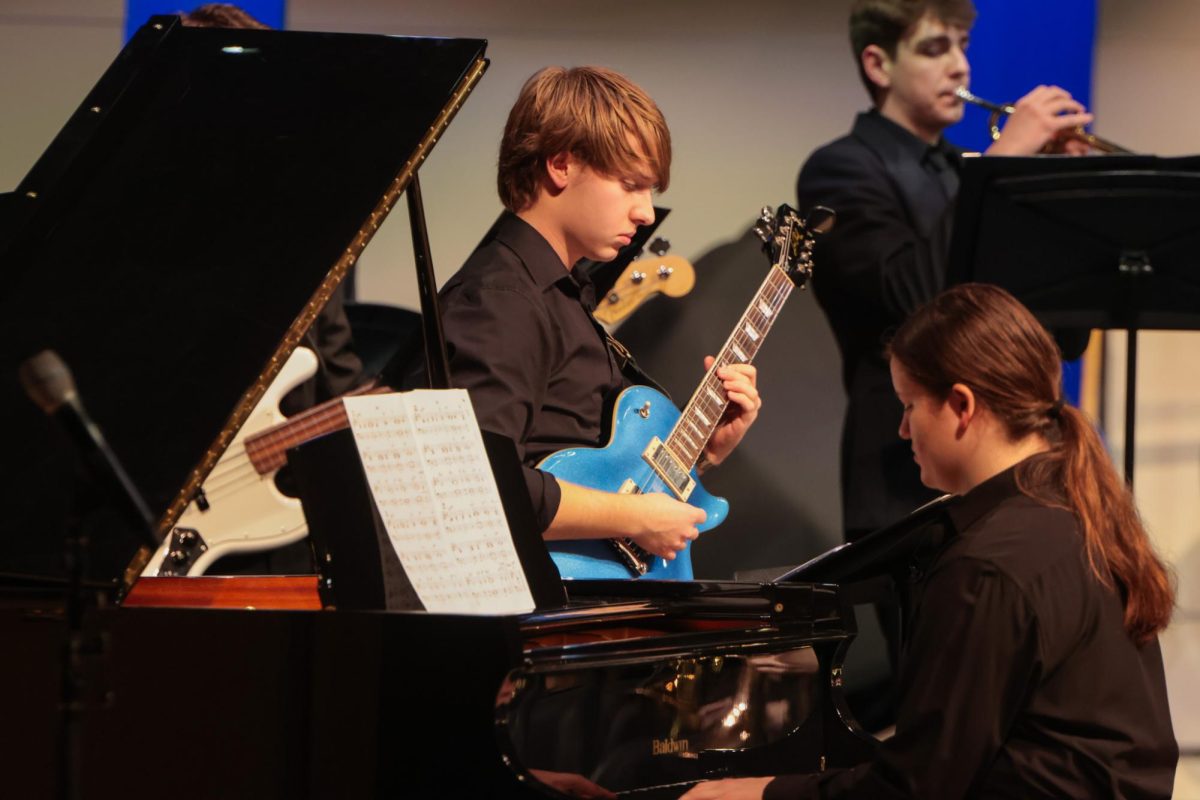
610 538 650 576
610 479 650 575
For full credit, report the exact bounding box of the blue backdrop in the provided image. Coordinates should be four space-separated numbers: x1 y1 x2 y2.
125 0 285 41
945 0 1097 403
947 0 1096 153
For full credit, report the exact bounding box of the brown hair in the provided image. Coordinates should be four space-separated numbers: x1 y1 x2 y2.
849 0 976 103
887 283 1174 644
180 3 269 29
497 66 671 212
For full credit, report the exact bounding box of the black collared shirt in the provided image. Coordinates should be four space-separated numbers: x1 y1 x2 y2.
439 213 627 531
765 462 1178 799
868 111 961 186
797 110 963 532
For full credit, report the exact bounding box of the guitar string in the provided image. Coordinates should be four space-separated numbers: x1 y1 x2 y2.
201 415 331 491
628 267 795 569
665 266 792 467
213 400 349 478
171 379 387 515
183 404 350 498
638 265 794 502
685 268 788 456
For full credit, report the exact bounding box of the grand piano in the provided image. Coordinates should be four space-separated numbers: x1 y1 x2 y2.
0 18 878 798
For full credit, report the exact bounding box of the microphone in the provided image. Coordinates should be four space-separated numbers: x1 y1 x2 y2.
18 350 161 547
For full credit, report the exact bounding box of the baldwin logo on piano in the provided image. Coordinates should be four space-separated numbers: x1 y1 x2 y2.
651 738 691 756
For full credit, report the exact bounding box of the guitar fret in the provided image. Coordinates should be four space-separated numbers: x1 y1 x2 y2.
665 230 810 471
245 400 351 472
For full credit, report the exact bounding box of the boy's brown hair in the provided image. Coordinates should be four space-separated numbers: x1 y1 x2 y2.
497 66 671 212
850 0 976 103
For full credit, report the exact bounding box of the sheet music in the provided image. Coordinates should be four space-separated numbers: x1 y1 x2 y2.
343 390 535 614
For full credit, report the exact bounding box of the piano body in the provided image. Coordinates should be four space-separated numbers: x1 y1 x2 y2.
0 18 876 798
1 577 872 798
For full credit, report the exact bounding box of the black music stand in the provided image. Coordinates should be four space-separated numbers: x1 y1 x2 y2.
948 155 1200 485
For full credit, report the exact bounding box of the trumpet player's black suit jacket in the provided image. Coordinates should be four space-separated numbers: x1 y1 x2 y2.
796 110 959 537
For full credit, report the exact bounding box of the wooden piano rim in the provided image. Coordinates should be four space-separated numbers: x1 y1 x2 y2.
121 578 779 648
121 576 322 610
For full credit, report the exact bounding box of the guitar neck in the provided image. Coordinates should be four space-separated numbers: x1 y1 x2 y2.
243 400 352 474
242 382 390 473
664 266 795 468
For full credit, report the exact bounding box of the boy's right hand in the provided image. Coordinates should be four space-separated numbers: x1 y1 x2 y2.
628 493 706 559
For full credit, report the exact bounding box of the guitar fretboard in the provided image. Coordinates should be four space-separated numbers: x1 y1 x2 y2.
243 400 352 474
664 266 795 468
241 382 391 474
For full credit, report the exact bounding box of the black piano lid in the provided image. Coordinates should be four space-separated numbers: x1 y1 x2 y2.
0 17 487 579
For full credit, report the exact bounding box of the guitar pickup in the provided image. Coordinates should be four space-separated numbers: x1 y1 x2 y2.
642 438 695 501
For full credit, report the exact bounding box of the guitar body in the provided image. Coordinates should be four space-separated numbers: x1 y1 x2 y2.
142 347 318 577
539 385 729 581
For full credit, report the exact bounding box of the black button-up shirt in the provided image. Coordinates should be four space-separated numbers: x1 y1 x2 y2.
797 111 962 533
439 213 627 531
765 462 1178 799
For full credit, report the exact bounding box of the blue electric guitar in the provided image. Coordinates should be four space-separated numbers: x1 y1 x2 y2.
541 204 835 580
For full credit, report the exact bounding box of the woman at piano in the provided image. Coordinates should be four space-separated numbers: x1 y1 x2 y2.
683 282 1178 799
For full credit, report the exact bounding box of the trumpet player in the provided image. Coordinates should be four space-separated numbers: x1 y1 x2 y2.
793 0 1093 734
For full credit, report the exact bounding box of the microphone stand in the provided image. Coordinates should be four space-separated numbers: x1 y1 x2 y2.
18 350 159 800
58 507 86 800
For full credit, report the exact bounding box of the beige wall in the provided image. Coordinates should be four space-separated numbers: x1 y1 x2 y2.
0 1 125 190
286 0 864 308
1096 0 1200 755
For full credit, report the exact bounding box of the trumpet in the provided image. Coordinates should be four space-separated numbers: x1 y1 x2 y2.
954 86 1132 154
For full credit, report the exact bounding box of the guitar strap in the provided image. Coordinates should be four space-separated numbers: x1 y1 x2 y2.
595 318 673 403
573 262 673 403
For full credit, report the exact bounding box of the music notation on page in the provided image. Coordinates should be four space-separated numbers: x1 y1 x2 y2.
343 390 535 615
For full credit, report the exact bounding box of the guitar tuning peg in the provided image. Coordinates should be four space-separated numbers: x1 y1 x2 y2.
649 237 670 256
753 206 776 243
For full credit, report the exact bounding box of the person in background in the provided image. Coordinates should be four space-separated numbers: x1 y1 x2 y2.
796 0 1092 727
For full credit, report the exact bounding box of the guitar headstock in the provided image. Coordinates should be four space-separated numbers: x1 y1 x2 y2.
753 204 835 287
